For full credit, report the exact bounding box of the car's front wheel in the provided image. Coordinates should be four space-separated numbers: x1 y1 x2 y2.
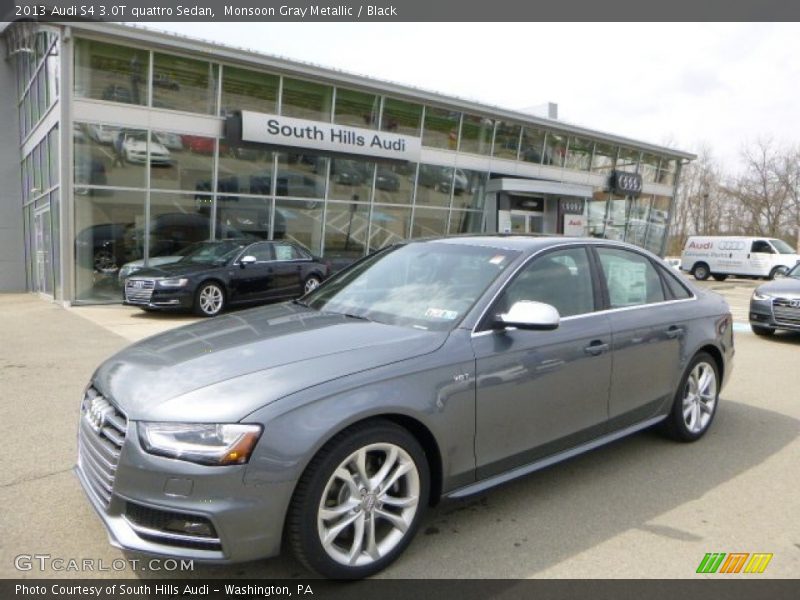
193 282 225 317
692 263 710 281
660 353 720 442
304 275 322 294
288 420 430 579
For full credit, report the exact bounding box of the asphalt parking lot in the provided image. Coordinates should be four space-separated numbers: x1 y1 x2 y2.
1 277 798 579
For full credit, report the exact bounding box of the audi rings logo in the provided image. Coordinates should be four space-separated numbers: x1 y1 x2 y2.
83 395 114 434
718 241 746 251
610 171 643 196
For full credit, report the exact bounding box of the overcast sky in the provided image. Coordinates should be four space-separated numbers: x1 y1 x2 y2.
146 22 800 172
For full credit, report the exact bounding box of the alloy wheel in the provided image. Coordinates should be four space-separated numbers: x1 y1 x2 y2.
682 361 717 434
305 277 321 294
198 284 223 316
316 443 420 567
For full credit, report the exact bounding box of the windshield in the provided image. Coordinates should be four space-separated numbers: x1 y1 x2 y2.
305 242 521 331
178 241 246 265
770 239 796 255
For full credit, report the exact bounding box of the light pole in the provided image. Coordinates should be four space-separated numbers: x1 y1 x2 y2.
702 192 709 234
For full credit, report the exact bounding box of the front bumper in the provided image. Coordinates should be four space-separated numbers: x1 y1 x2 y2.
75 420 295 563
123 287 195 311
749 297 800 332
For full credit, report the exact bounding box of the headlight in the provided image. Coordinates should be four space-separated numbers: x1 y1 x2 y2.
752 291 773 301
138 423 262 465
158 278 188 287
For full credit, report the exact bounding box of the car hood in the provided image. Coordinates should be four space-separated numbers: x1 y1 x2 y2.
756 277 800 297
130 262 222 278
93 303 448 421
122 256 182 271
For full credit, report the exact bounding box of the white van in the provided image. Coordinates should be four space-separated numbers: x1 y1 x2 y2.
681 236 800 281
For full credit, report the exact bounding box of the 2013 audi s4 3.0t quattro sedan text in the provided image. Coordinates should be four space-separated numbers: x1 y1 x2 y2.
76 236 734 578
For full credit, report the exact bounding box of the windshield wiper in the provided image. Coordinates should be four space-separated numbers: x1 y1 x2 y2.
341 312 369 321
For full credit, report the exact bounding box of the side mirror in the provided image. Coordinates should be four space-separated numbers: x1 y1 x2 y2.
495 300 560 331
239 255 257 268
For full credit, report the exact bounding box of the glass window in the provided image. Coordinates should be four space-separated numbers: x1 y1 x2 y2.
220 65 278 115
273 242 304 261
281 77 333 122
592 142 617 173
51 191 61 300
415 164 453 208
48 126 59 187
323 201 369 262
644 195 671 254
329 158 374 202
564 137 593 171
449 210 483 235
373 162 414 205
334 88 380 128
604 195 629 242
74 38 148 106
216 141 274 196
660 267 692 300
450 169 487 212
496 247 595 318
276 152 327 199
459 114 493 155
381 98 422 137
274 199 323 254
74 190 145 302
368 205 411 251
640 153 660 183
412 207 449 239
616 148 640 173
543 132 567 167
74 124 144 189
587 191 609 239
216 196 271 241
493 122 521 160
150 130 213 192
596 247 665 308
624 195 652 247
656 158 677 186
422 106 459 150
153 53 218 115
147 193 214 260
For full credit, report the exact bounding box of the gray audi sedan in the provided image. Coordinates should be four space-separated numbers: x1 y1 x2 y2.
749 261 800 335
76 236 734 578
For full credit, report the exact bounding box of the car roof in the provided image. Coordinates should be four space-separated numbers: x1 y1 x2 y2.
412 235 598 252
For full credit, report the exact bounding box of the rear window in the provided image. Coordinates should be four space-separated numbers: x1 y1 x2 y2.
658 265 693 300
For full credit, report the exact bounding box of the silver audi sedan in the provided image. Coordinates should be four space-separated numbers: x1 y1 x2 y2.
76 236 734 578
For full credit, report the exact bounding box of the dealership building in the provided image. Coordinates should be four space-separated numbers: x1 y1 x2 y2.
0 20 694 304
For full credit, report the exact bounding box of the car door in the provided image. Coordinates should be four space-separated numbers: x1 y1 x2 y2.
271 242 306 297
230 242 276 303
593 246 683 428
471 245 612 479
748 239 775 276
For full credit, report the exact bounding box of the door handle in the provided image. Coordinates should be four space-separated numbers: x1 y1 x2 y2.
584 340 609 356
665 326 684 339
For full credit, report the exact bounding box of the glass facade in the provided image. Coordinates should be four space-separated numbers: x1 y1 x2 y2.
5 27 685 304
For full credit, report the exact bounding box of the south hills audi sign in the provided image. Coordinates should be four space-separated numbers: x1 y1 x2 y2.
226 110 421 162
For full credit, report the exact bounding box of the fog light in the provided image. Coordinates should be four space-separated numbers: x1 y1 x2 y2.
166 519 214 537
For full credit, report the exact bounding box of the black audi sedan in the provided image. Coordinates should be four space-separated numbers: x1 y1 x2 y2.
123 239 330 316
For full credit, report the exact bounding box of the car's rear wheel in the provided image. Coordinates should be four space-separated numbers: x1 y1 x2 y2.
288 420 430 579
304 275 322 294
692 263 710 281
660 353 719 442
751 324 775 337
194 282 225 317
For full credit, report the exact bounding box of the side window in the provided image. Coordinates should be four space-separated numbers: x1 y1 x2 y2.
751 240 773 254
596 247 665 308
247 243 274 262
274 243 300 261
658 265 692 300
495 247 595 318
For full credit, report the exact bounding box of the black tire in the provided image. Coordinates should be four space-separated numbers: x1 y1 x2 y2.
692 263 710 281
751 324 775 337
659 352 720 442
193 281 225 317
303 274 322 295
711 274 729 282
768 266 787 280
287 420 430 579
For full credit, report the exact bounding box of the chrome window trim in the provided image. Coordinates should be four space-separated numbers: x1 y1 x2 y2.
469 240 698 338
